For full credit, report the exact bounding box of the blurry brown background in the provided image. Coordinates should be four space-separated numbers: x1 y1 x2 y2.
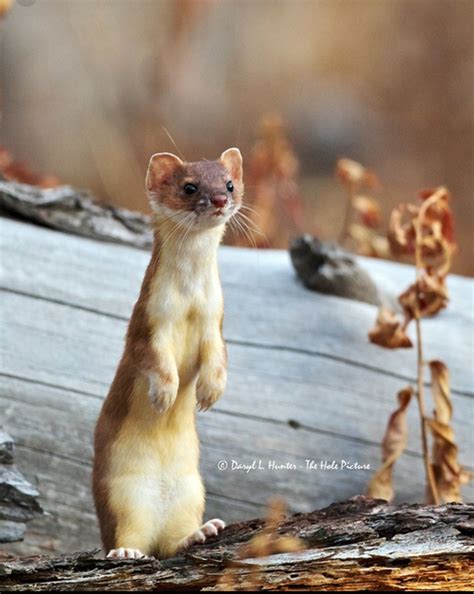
1 0 472 275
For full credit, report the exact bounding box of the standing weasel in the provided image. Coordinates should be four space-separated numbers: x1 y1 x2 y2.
92 148 243 559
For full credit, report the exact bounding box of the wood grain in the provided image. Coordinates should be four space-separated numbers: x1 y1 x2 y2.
0 217 472 556
1 218 472 394
1 497 472 591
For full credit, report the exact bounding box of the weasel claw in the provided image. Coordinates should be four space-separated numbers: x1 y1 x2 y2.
179 518 226 551
107 547 147 560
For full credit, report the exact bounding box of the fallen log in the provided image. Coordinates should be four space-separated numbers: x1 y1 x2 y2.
0 430 43 544
1 497 472 591
0 180 153 249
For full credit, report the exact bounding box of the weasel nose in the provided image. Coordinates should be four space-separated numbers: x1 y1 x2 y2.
210 193 228 208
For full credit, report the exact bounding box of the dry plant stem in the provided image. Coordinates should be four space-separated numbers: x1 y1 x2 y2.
414 312 440 505
339 184 354 244
414 193 443 504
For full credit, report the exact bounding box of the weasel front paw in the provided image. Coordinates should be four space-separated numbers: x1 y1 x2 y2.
178 518 226 551
196 366 227 411
107 547 148 560
148 371 179 413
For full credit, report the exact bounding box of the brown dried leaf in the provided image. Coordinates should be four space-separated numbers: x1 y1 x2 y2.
352 195 381 228
0 0 12 20
243 114 304 248
237 498 305 559
388 203 418 257
369 307 413 349
417 186 456 274
349 224 390 258
426 419 471 503
398 274 449 322
429 360 452 424
367 387 413 501
426 361 472 503
0 146 61 188
336 158 379 191
363 185 455 272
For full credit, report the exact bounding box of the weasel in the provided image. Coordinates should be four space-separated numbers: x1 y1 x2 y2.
92 148 243 559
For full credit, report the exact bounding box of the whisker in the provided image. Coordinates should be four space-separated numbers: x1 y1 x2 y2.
236 209 264 231
239 203 261 216
159 211 194 252
235 210 269 244
227 217 240 243
177 216 195 253
229 217 247 246
159 220 183 252
232 214 258 248
161 126 186 161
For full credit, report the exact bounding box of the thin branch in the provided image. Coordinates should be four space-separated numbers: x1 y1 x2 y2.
414 198 441 505
338 184 354 245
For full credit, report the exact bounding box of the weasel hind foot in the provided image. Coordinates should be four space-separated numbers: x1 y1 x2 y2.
179 518 226 551
107 547 148 560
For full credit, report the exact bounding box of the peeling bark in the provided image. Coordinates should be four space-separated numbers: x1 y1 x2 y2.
0 431 43 544
0 181 152 249
1 497 472 591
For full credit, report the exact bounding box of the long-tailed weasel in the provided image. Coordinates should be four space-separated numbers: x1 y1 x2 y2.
92 148 243 559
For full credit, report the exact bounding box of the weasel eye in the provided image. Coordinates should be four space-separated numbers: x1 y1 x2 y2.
184 183 198 195
226 180 234 192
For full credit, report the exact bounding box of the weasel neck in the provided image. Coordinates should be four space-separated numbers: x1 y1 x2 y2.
148 220 225 295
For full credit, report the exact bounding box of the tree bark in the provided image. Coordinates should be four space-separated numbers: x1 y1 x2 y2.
0 180 153 249
0 431 43 544
1 497 472 591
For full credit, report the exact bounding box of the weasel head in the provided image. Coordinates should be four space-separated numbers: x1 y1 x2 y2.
146 148 243 232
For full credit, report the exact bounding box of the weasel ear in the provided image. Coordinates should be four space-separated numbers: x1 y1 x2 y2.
146 152 184 192
220 148 243 183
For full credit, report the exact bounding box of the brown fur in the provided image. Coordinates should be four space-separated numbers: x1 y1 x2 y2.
92 149 243 557
92 235 162 550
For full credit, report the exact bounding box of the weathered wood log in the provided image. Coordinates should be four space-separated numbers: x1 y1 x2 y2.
0 180 390 307
1 217 473 556
0 497 472 591
0 431 14 465
0 181 153 249
0 431 43 544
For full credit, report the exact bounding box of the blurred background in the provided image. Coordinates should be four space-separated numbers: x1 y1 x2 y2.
1 0 472 274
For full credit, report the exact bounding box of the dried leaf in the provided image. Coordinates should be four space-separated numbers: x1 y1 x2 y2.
388 203 418 257
429 360 452 423
0 146 61 188
336 158 379 191
419 187 455 243
220 498 306 592
352 195 381 228
0 0 12 20
426 419 471 503
419 186 456 275
242 114 304 248
426 361 472 503
398 274 449 322
369 307 413 349
367 387 413 501
349 224 390 258
237 498 305 559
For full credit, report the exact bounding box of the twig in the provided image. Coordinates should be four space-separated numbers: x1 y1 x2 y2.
414 192 444 505
338 183 354 245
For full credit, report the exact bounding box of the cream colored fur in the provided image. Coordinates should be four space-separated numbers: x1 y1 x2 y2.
105 222 226 558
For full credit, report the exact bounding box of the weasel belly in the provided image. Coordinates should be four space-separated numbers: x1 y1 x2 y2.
95 227 224 556
105 378 204 555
